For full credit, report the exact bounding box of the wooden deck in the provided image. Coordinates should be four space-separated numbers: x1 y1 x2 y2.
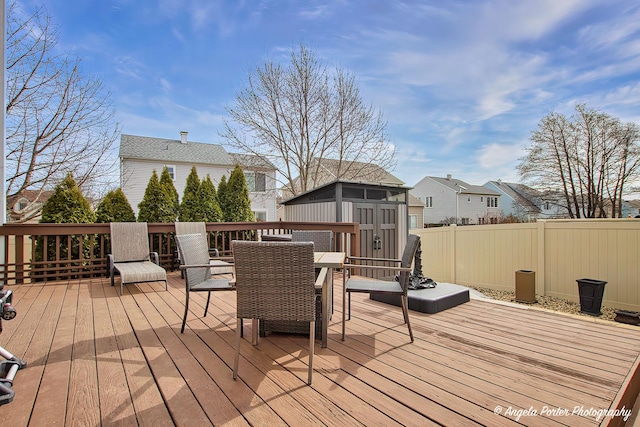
1 272 639 426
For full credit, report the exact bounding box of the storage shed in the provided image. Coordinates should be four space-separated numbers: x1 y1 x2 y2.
281 180 411 264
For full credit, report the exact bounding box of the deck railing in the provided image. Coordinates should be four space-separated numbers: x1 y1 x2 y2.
0 221 360 285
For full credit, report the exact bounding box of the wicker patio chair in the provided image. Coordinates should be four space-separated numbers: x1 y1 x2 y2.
175 233 236 333
232 241 318 385
291 230 333 251
342 234 421 343
259 230 334 337
108 222 167 296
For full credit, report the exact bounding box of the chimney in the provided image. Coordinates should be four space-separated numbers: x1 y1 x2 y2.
446 174 452 180
180 131 188 144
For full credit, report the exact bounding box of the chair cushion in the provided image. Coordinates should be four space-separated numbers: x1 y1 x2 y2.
114 261 166 284
346 276 404 294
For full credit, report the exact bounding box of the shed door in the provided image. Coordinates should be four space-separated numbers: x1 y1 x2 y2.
353 203 398 278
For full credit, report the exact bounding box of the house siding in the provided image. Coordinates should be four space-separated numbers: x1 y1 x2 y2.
121 159 277 220
413 176 501 225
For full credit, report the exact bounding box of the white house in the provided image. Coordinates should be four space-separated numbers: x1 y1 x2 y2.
412 174 501 225
484 180 567 220
119 132 278 221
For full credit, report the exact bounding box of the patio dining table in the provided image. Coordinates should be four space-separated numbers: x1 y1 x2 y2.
314 251 346 348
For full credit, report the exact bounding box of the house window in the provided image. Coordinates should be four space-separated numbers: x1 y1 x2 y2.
544 202 550 210
481 196 484 202
245 172 266 192
409 214 418 229
16 199 29 211
164 165 176 180
461 218 470 225
253 210 267 222
487 197 498 208
424 196 433 208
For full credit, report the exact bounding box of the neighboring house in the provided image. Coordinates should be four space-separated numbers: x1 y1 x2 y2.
621 199 640 218
483 180 567 220
412 174 501 225
407 192 425 229
6 190 54 223
119 132 278 221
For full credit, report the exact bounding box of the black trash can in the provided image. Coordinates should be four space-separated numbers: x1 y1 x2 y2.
576 278 607 316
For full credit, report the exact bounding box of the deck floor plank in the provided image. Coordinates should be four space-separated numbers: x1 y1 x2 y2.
65 282 101 427
28 283 78 426
101 279 174 427
1 272 640 427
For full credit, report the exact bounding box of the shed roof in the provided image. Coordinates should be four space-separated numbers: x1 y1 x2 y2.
281 179 411 205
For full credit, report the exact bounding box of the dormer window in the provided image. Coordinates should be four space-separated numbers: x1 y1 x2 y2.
15 198 29 212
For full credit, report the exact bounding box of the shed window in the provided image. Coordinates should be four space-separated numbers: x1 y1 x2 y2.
343 186 365 199
366 189 387 200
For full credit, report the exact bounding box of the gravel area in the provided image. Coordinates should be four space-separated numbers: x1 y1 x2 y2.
468 286 620 322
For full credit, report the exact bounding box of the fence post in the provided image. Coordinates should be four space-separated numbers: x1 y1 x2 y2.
450 224 457 283
537 220 546 296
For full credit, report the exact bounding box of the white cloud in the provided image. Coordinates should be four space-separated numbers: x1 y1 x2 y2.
477 142 526 169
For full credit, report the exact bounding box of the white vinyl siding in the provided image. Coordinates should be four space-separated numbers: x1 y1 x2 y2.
121 159 277 220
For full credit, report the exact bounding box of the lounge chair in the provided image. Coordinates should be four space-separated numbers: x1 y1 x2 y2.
108 222 167 295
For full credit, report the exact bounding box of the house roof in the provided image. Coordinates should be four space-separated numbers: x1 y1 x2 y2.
230 153 276 171
314 158 404 186
624 199 640 209
428 176 500 196
283 157 403 197
120 134 276 171
6 189 55 207
486 180 541 213
407 192 424 207
120 134 233 166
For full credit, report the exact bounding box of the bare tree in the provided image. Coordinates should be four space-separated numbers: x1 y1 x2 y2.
222 45 395 196
518 105 640 218
5 1 119 216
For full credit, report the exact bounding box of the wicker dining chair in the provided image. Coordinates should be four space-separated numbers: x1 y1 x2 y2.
342 234 421 343
258 230 334 337
291 230 333 251
108 222 167 296
175 233 236 333
232 241 318 385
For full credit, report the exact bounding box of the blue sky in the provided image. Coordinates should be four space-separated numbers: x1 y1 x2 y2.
33 0 640 188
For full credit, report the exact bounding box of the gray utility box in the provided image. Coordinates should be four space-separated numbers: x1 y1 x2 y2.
515 270 536 303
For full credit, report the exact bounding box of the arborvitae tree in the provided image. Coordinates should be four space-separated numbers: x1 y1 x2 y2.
138 170 176 223
224 165 255 222
199 174 223 222
160 165 180 219
179 166 202 221
40 173 96 224
35 173 96 279
217 174 229 219
96 188 136 223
